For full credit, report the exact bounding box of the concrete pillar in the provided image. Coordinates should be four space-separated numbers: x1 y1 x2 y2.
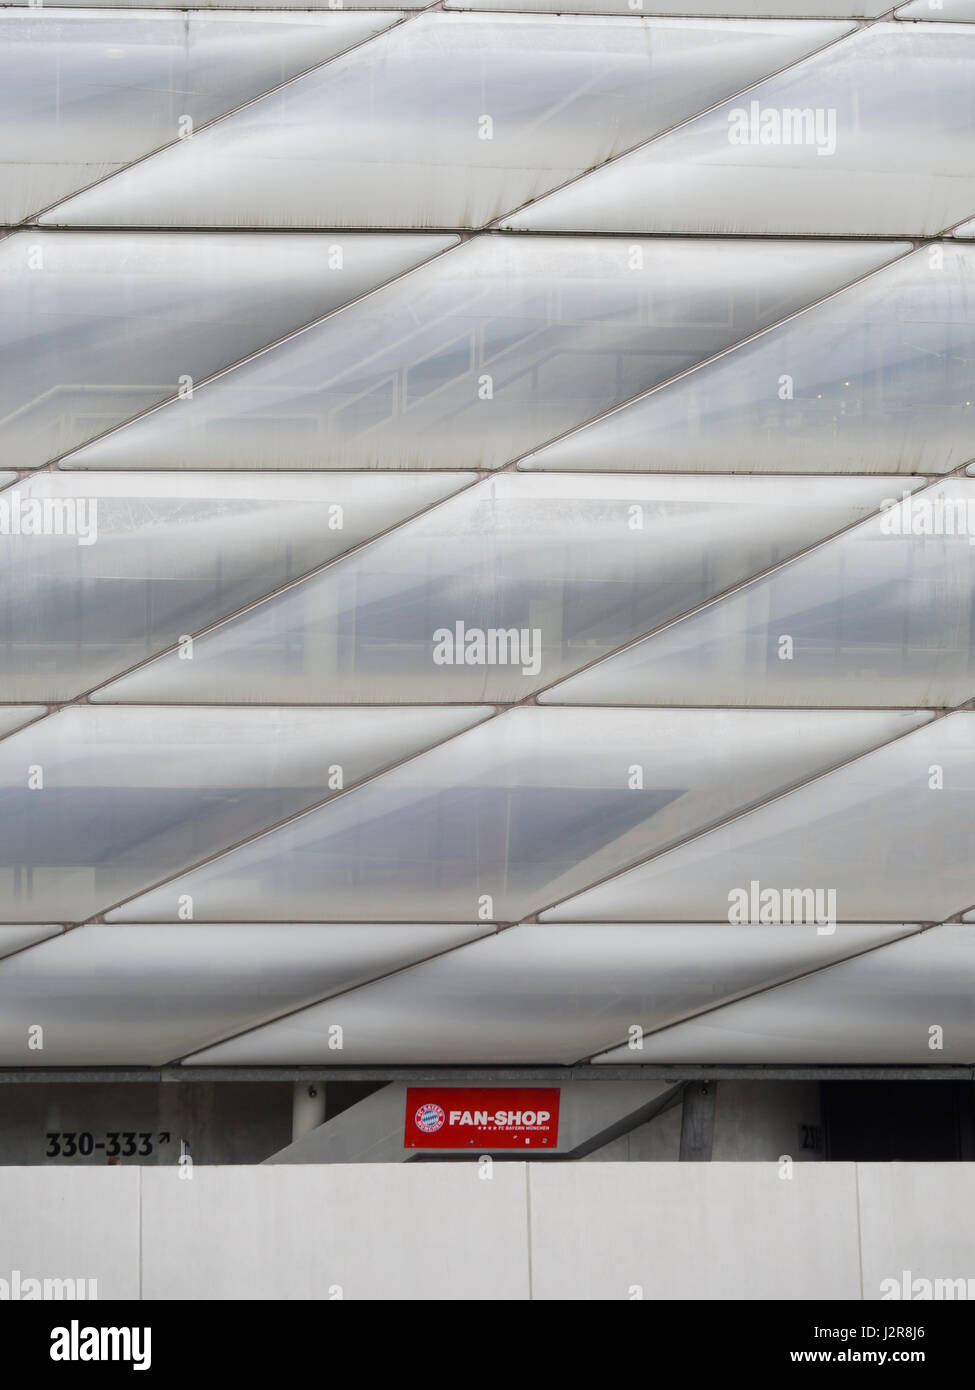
291 1082 327 1142
679 1081 716 1161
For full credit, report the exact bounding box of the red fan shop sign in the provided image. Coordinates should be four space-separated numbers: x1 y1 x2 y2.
405 1088 560 1150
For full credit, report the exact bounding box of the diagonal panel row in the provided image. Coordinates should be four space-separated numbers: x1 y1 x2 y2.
51 236 899 472
42 707 975 928
182 922 921 1066
82 708 923 924
1 918 958 1067
15 230 975 481
10 470 962 710
31 18 975 236
52 238 975 476
0 707 922 924
1 917 956 1067
0 921 918 1066
79 473 903 705
39 15 852 230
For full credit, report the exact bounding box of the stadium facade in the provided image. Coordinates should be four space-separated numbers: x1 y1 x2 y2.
2 0 975 1298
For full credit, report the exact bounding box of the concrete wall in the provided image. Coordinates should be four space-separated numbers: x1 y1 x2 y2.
1 1163 974 1300
0 1080 823 1166
0 1083 291 1166
583 1080 822 1162
712 1081 824 1161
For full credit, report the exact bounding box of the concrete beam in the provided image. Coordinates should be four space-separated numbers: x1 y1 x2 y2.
1 1065 973 1083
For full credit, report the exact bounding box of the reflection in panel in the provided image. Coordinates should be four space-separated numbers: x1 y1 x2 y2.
0 231 452 470
185 923 915 1065
42 15 851 230
0 924 488 1066
546 480 975 709
543 713 975 924
895 0 975 20
595 926 973 1063
109 708 928 924
93 473 916 705
0 10 403 223
508 24 975 236
0 706 487 922
0 471 471 702
61 237 903 472
525 244 975 475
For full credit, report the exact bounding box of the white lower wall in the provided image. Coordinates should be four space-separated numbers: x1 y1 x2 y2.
857 1164 975 1300
141 1164 530 1301
0 1168 141 1300
529 1163 861 1300
1 1163 974 1300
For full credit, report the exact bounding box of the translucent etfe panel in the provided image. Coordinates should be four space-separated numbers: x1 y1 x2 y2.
0 705 488 923
526 244 975 476
0 925 61 963
0 231 454 471
0 10 404 223
449 0 884 11
110 708 930 924
0 707 46 740
546 479 975 709
2 1 422 10
63 237 905 473
897 0 975 20
184 922 916 1066
42 15 854 230
94 474 919 706
508 24 975 236
602 926 970 1064
542 712 975 924
0 924 487 1066
955 217 975 237
0 470 472 702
